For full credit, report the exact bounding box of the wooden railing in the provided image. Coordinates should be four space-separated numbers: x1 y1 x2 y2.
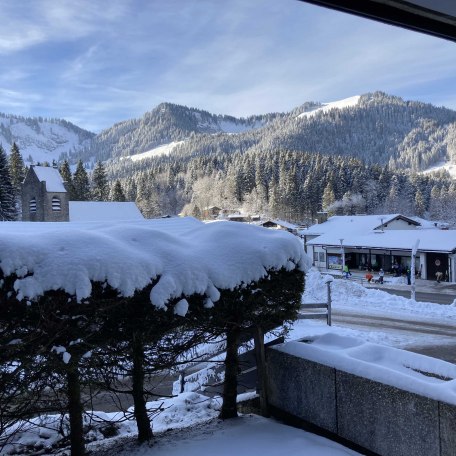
299 280 332 325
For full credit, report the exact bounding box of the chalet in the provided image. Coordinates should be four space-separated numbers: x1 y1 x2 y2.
302 214 456 282
201 206 221 219
227 213 249 222
21 166 143 222
260 219 299 234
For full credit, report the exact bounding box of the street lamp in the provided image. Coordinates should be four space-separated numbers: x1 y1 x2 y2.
339 238 345 273
411 239 420 301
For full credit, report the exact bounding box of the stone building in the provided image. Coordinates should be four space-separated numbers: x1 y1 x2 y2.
21 166 69 222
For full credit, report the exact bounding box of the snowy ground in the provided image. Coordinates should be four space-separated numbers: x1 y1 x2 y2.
91 413 360 456
297 268 456 350
3 268 456 455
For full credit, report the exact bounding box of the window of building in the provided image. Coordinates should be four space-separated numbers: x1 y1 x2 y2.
319 252 325 263
52 196 61 211
29 198 37 213
313 251 319 262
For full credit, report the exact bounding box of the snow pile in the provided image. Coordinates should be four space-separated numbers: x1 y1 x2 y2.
303 268 456 322
0 218 308 308
1 393 221 455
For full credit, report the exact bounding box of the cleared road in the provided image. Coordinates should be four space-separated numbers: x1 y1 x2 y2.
332 308 456 363
368 286 456 305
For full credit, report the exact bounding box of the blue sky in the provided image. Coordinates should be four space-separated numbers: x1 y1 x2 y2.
1 0 456 133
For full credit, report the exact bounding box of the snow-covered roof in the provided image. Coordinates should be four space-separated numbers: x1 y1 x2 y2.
270 219 298 230
0 217 309 306
69 201 144 221
303 214 417 237
307 228 456 253
32 166 66 193
411 216 449 230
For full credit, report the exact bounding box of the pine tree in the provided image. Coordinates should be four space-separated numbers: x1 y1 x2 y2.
385 175 400 213
8 142 25 217
9 142 25 191
111 180 126 202
429 185 441 219
321 182 336 213
59 160 75 200
0 145 18 221
91 161 109 201
414 189 426 217
73 160 91 201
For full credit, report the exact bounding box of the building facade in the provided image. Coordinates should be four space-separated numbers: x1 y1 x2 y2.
21 166 69 222
302 214 456 282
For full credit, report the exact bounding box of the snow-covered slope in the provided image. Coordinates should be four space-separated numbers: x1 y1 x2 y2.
420 160 456 179
124 141 185 162
297 95 361 119
0 114 94 164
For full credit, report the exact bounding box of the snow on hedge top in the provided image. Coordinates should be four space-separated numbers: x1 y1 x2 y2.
0 217 309 308
32 166 67 193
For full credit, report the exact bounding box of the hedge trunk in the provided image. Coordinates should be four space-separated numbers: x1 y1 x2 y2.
220 326 240 419
67 366 85 456
131 333 153 442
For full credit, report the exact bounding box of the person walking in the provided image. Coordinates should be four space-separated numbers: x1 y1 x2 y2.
406 267 411 285
343 264 352 279
378 268 384 284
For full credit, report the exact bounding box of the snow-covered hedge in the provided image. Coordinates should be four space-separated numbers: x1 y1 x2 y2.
0 217 309 308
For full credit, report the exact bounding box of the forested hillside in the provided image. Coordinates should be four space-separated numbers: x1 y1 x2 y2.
4 91 456 225
0 113 94 165
95 92 456 224
104 148 455 225
75 102 283 163
76 92 456 174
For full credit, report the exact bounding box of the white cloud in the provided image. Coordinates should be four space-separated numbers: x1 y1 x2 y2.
0 0 129 54
1 0 455 129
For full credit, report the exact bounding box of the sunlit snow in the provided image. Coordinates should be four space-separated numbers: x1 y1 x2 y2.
297 95 361 119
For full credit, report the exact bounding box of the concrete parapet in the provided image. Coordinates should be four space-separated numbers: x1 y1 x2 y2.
266 346 456 456
266 348 337 432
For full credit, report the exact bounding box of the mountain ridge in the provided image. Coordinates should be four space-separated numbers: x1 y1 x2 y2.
0 113 94 165
3 92 456 177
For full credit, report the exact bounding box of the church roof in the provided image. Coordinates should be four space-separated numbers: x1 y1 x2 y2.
33 166 67 193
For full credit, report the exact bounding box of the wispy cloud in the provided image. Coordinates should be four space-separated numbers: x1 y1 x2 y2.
1 0 455 131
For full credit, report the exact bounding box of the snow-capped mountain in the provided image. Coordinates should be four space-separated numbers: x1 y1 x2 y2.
73 102 283 164
0 113 94 165
296 95 361 119
4 92 456 176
